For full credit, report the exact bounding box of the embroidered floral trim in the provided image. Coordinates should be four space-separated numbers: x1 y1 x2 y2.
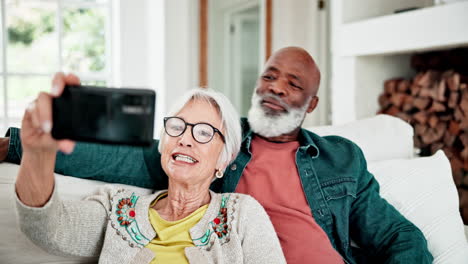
116 195 138 226
194 194 234 247
109 190 151 248
211 195 229 238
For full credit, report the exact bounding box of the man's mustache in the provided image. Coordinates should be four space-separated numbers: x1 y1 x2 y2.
255 93 291 112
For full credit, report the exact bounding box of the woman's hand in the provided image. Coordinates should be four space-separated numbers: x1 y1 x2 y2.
16 72 80 207
20 72 79 155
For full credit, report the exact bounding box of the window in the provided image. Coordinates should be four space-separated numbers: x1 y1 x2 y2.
0 0 112 133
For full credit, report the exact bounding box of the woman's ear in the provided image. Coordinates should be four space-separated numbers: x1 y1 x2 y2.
216 160 230 174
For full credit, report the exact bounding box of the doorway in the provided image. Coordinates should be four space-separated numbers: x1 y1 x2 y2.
227 6 260 116
208 0 265 117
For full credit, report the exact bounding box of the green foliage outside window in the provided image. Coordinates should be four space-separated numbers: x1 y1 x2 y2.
6 5 106 102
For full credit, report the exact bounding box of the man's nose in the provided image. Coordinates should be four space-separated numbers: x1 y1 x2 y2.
268 78 287 96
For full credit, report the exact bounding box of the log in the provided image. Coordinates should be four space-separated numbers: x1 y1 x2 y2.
462 207 468 225
421 130 437 145
390 93 407 108
435 122 447 140
442 146 456 159
448 121 461 135
459 133 468 148
413 97 431 110
442 70 455 79
448 92 460 109
395 112 411 123
414 135 423 149
438 115 453 122
461 83 467 91
402 96 414 112
428 101 446 112
410 84 422 96
378 93 391 109
384 106 400 116
443 133 456 150
421 122 446 145
460 98 468 128
431 142 444 154
447 72 460 91
413 72 425 85
384 79 400 94
450 156 464 178
414 123 428 134
413 111 429 124
428 115 439 128
460 188 468 207
397 80 411 93
415 71 433 87
461 147 468 160
453 169 463 188
454 106 465 121
419 85 438 99
436 79 447 102
459 91 468 117
460 119 468 130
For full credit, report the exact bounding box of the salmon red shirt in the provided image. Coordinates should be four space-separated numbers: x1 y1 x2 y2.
235 135 343 264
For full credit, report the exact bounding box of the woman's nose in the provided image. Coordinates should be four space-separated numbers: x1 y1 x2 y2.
177 129 194 147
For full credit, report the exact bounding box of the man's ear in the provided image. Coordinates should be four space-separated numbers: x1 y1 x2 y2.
306 96 319 113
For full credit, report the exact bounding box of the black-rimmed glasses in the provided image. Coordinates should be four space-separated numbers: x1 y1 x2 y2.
164 117 226 144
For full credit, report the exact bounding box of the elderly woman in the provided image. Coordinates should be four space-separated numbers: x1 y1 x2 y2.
15 73 285 264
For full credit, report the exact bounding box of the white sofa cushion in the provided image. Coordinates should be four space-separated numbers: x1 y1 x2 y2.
368 150 468 264
308 114 414 162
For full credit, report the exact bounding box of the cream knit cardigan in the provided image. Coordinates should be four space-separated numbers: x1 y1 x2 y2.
15 185 286 264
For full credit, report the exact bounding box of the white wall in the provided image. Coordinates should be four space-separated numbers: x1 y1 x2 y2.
112 0 150 88
115 0 329 135
330 0 468 125
208 0 261 103
272 0 330 126
342 0 433 23
355 55 414 119
162 0 199 131
114 0 199 137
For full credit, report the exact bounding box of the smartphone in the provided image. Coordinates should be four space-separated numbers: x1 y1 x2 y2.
52 84 156 147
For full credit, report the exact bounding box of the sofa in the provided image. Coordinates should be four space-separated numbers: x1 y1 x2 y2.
1 114 468 264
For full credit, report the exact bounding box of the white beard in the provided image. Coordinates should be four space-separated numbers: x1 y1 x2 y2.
247 93 310 138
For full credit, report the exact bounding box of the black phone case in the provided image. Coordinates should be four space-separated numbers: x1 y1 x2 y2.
52 85 156 147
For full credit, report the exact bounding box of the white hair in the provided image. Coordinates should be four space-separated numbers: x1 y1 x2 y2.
158 88 242 172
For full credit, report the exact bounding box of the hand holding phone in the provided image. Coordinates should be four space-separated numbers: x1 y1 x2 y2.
20 73 80 155
52 85 156 146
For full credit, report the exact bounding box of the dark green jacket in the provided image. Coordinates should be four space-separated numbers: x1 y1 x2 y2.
5 120 432 264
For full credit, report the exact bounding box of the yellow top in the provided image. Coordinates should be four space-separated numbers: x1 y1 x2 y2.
145 193 209 264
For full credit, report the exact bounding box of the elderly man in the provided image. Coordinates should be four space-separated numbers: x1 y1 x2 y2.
1 47 432 263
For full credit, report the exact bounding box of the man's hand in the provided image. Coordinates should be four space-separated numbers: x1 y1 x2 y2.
0 137 9 161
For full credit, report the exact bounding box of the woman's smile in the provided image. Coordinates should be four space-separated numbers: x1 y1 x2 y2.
171 152 199 164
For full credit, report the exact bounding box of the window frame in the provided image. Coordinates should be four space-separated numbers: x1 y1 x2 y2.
0 0 113 131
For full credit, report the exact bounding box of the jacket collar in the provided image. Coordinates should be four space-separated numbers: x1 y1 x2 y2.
241 118 320 158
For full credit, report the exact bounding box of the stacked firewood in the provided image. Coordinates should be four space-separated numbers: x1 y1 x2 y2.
377 49 468 224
